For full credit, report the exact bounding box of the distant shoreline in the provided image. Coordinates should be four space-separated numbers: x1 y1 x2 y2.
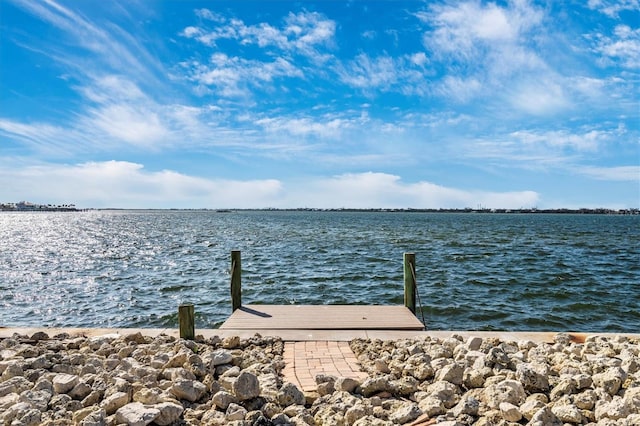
2 207 639 215
82 207 640 215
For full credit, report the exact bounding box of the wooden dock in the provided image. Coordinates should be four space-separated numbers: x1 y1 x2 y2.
216 251 426 335
219 305 425 331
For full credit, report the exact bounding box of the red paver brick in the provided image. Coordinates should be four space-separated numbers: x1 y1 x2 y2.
282 340 369 392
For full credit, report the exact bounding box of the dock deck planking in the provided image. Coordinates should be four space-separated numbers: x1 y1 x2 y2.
219 304 425 330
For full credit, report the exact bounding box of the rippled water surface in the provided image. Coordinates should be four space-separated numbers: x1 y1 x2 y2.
1 210 638 332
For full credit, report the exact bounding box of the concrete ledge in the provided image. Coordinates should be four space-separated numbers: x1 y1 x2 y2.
2 327 639 343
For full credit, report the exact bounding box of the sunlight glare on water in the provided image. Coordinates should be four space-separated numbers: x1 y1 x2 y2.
0 210 638 332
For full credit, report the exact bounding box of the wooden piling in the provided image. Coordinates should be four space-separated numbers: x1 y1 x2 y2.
231 250 242 312
178 303 195 340
404 252 416 314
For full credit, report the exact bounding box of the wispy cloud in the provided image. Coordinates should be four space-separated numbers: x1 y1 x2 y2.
462 126 627 171
587 0 640 18
181 55 303 98
335 53 429 95
577 165 640 181
590 25 640 68
11 0 164 88
416 1 576 115
182 10 335 57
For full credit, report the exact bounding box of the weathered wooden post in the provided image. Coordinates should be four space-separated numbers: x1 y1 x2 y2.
231 250 242 311
404 252 416 314
178 303 195 340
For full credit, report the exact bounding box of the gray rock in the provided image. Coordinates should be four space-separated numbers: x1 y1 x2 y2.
18 389 51 412
317 380 335 396
516 363 549 392
345 404 368 425
425 380 460 408
69 381 92 400
78 408 106 426
164 352 188 368
82 390 103 407
374 359 390 373
335 377 360 393
271 412 292 425
572 373 592 389
417 396 446 417
132 387 164 405
549 377 577 400
226 402 248 421
593 366 626 396
30 331 49 341
115 402 160 426
222 335 241 349
359 376 394 397
486 346 510 367
153 402 184 426
52 373 79 394
0 392 19 411
212 390 237 410
436 362 464 385
0 376 32 397
467 336 483 351
484 379 526 409
211 349 234 366
232 371 260 401
551 404 584 424
277 382 305 406
170 378 207 402
574 389 597 410
528 406 562 426
258 372 281 400
0 402 31 424
595 396 631 421
499 401 522 422
101 391 130 415
16 408 42 426
451 396 480 417
1 362 23 380
389 402 421 424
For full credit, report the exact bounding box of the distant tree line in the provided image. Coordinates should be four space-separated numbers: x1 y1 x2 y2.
0 201 80 212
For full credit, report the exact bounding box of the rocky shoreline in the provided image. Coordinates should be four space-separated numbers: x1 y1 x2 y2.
0 331 638 425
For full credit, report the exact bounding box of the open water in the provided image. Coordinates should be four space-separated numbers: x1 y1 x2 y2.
0 210 638 332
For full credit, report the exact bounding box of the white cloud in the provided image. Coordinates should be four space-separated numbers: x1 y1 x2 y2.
510 129 609 151
418 0 572 113
294 172 539 209
437 76 482 102
460 126 633 176
183 54 303 97
409 52 428 67
0 119 79 156
420 1 544 60
0 161 283 209
337 54 399 90
587 0 640 18
591 25 640 68
0 162 539 209
181 9 335 57
508 79 570 115
13 0 165 88
335 53 430 95
578 165 640 181
255 116 352 138
85 104 168 147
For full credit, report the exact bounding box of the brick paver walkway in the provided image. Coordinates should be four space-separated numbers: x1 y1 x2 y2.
282 341 369 392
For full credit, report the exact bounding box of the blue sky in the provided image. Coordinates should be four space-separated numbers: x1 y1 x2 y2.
1 0 638 209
